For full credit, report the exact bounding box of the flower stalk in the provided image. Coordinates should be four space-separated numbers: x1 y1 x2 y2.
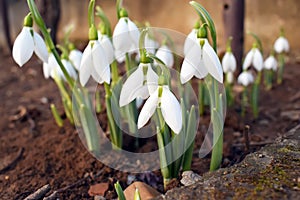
190 1 224 171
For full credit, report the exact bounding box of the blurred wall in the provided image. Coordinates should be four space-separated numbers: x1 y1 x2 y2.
1 0 300 54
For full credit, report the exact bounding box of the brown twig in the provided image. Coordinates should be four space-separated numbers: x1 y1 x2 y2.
243 125 250 152
0 148 24 174
24 184 51 200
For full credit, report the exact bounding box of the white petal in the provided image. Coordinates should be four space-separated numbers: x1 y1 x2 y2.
203 40 224 83
238 71 254 87
184 29 197 56
33 31 49 63
252 49 263 71
222 52 236 73
99 35 115 64
155 45 174 68
69 49 83 70
226 72 234 84
12 27 34 67
127 18 140 50
274 37 289 53
146 64 159 94
43 53 56 79
137 90 159 129
243 49 254 70
180 43 208 84
119 64 147 107
91 41 110 84
62 59 77 80
43 62 50 79
160 86 182 134
264 55 277 70
79 42 93 86
113 18 131 53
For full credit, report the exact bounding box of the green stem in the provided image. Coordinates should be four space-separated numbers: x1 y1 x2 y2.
96 91 102 113
50 104 63 127
277 53 285 84
27 0 74 89
209 78 223 171
198 81 205 115
264 69 273 91
241 87 248 118
104 83 122 149
111 60 119 85
252 71 261 119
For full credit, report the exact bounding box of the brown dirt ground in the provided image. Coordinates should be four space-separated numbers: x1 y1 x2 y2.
0 52 299 199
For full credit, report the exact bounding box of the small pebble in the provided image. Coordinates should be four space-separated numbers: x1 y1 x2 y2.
40 97 48 104
258 154 265 158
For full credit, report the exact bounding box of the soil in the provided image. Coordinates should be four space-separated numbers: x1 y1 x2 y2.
0 52 299 199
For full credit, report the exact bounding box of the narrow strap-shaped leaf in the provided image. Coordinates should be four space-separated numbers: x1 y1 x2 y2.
114 181 126 200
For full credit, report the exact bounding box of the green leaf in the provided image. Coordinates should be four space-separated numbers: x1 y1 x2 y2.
189 1 217 52
114 182 126 200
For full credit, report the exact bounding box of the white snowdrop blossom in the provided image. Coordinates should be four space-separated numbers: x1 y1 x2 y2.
237 71 254 87
264 55 278 71
69 49 82 70
119 63 158 107
98 31 115 65
243 47 263 72
113 16 140 62
183 28 198 56
180 38 223 84
12 26 48 67
79 40 110 86
43 53 77 81
155 45 174 68
222 51 237 73
274 36 289 54
137 85 182 134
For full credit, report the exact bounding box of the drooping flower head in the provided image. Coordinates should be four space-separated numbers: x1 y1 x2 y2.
79 25 110 86
12 13 48 67
183 21 200 56
264 50 278 71
274 29 289 54
222 37 237 84
243 43 263 72
119 50 158 107
68 43 83 71
113 8 140 62
137 75 182 134
180 24 223 84
98 23 115 65
237 71 254 87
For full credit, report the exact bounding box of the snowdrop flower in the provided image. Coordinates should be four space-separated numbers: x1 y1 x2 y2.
222 51 237 74
243 44 263 72
183 21 200 56
98 31 114 65
12 13 48 67
119 56 158 107
43 53 77 80
274 35 289 54
264 54 278 71
180 27 223 84
79 26 110 86
237 71 254 87
137 76 182 134
155 45 174 68
69 46 83 70
113 8 140 62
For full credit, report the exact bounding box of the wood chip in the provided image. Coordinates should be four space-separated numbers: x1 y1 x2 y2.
88 183 109 197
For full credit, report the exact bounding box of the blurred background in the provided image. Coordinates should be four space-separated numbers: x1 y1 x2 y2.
1 0 299 56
